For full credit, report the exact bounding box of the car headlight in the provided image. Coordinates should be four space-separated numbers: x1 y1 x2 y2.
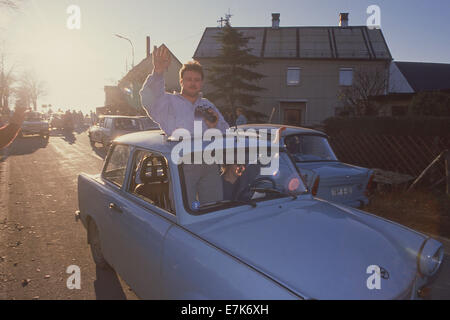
418 238 444 277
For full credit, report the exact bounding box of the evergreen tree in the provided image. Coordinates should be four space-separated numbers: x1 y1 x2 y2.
206 21 265 120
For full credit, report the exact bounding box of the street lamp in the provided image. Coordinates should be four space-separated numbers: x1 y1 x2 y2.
115 33 135 70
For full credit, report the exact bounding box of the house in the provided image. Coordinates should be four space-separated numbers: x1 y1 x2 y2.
193 13 392 126
372 61 450 116
102 38 182 115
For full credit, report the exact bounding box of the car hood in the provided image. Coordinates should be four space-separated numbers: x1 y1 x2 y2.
187 199 426 299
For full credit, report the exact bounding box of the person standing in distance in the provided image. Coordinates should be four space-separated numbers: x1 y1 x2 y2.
140 45 229 136
235 107 248 126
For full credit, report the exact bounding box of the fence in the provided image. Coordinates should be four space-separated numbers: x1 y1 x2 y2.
328 132 450 178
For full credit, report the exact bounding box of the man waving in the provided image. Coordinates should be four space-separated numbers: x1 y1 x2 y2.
140 45 229 136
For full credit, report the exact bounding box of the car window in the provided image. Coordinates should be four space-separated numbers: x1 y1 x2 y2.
139 118 159 130
115 118 139 130
128 150 175 214
98 118 105 127
105 118 113 129
180 150 307 214
285 135 338 162
103 144 130 187
25 113 43 121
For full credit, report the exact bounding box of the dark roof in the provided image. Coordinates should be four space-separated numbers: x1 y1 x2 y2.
395 61 450 92
194 26 392 60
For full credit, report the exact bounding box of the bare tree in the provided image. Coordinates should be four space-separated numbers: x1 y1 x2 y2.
338 67 389 116
0 0 22 9
16 70 47 111
0 52 16 114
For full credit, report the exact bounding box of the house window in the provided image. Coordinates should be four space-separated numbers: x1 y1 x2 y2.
339 68 353 86
287 68 301 86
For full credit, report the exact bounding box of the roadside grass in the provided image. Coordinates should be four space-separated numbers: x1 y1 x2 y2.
365 189 450 238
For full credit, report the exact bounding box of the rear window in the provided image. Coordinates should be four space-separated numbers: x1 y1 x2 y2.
139 118 159 130
25 113 43 121
114 118 139 130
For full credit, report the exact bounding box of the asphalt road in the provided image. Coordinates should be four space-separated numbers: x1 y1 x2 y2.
0 128 138 300
0 128 449 300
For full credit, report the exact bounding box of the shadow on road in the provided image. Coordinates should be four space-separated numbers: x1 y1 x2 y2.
62 131 76 145
6 136 49 157
93 266 129 300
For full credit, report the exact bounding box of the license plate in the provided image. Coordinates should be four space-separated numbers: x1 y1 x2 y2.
331 186 353 196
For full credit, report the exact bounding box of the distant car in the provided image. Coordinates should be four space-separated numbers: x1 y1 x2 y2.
238 125 373 208
88 115 159 148
77 130 443 299
20 112 50 139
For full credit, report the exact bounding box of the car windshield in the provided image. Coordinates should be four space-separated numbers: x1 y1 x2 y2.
114 118 139 130
180 150 307 214
25 113 43 121
285 134 338 162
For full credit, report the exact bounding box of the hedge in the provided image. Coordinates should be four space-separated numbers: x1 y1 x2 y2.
323 117 450 137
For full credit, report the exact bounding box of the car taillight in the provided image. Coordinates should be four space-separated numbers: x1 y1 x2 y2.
365 174 375 196
311 176 320 196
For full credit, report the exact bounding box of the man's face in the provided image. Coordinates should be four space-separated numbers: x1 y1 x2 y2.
180 70 203 97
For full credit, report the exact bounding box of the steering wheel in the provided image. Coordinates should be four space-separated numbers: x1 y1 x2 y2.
248 177 277 190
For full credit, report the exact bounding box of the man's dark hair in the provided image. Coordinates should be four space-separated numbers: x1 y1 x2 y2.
180 60 204 80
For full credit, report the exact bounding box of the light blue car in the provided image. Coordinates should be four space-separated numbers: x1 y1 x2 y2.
76 130 443 299
239 125 373 208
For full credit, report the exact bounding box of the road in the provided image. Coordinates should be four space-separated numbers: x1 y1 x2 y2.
0 128 138 299
0 128 449 300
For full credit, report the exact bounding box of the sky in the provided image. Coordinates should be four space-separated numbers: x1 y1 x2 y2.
1 0 450 114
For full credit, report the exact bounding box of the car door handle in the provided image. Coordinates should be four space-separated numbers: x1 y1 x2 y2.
109 202 123 214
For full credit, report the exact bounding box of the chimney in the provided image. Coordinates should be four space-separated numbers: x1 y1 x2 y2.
339 13 349 27
146 36 151 58
272 13 280 29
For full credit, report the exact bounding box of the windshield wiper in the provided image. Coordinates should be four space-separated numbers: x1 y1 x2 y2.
250 188 298 200
198 199 257 209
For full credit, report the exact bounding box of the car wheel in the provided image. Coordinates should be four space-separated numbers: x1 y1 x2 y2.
88 220 112 270
89 136 95 147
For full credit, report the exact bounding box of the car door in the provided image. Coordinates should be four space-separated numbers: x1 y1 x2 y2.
107 149 175 299
97 144 133 266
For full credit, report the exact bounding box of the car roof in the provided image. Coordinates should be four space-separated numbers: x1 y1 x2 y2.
237 124 327 137
99 115 146 119
114 129 270 156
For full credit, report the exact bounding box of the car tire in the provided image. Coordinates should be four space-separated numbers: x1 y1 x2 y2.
89 136 95 147
88 220 112 270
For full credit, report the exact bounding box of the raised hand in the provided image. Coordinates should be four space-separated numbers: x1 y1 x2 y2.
152 45 171 75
